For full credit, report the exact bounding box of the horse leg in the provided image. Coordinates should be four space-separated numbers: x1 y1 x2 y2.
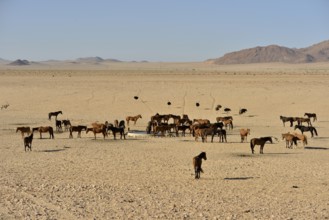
260 145 264 154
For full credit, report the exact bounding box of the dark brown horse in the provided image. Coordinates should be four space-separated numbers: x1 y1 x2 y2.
69 125 87 138
294 125 318 137
250 137 273 154
193 152 207 179
304 113 317 122
32 126 54 139
23 133 33 151
48 111 62 121
107 124 126 140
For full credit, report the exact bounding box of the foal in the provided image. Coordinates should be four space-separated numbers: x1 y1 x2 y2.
24 133 33 151
193 152 207 179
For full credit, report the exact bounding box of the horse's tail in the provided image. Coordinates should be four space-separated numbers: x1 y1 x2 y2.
313 127 318 136
250 140 254 152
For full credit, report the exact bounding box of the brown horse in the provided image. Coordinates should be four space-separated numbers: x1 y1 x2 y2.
86 124 107 140
292 132 308 146
69 125 87 138
48 111 62 121
296 117 312 126
126 114 142 126
23 133 33 151
16 126 31 138
282 133 298 149
250 137 273 154
216 116 233 123
240 128 250 143
193 152 207 179
32 126 54 139
280 116 294 127
223 119 233 130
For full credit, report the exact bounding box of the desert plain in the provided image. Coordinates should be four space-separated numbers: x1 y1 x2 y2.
0 62 329 219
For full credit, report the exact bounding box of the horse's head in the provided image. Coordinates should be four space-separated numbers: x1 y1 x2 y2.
200 152 207 160
59 111 63 114
16 128 19 133
139 114 142 119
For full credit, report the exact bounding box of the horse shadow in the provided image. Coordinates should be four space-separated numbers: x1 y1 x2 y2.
40 149 66 153
304 146 328 150
224 177 255 180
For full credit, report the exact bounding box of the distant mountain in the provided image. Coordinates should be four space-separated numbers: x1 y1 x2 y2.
76 57 122 63
207 40 329 64
8 59 30 66
76 56 104 63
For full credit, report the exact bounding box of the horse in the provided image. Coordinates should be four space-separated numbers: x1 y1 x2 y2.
280 116 294 127
292 132 308 146
23 133 33 151
193 152 207 179
153 125 170 137
304 113 317 122
32 126 54 139
69 125 87 138
16 126 31 138
223 119 233 130
296 117 312 126
281 133 298 149
216 116 233 123
48 111 62 121
294 125 318 137
107 124 126 140
193 119 211 125
55 120 62 132
86 125 107 140
239 108 247 115
240 128 250 143
211 129 227 143
250 137 273 154
126 114 142 126
176 125 191 137
62 120 71 131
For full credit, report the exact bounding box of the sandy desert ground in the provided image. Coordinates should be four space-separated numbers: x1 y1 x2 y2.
0 62 329 219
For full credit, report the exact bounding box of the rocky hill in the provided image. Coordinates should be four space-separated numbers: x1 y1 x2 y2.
207 40 329 64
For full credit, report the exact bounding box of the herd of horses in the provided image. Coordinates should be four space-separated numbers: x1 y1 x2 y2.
15 110 319 179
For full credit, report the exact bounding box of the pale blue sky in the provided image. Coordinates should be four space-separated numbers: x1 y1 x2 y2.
1 0 328 62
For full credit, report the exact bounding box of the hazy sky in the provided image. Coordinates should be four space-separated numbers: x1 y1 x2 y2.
1 0 328 62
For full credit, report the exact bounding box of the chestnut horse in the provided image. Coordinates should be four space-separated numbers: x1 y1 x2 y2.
126 114 142 126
